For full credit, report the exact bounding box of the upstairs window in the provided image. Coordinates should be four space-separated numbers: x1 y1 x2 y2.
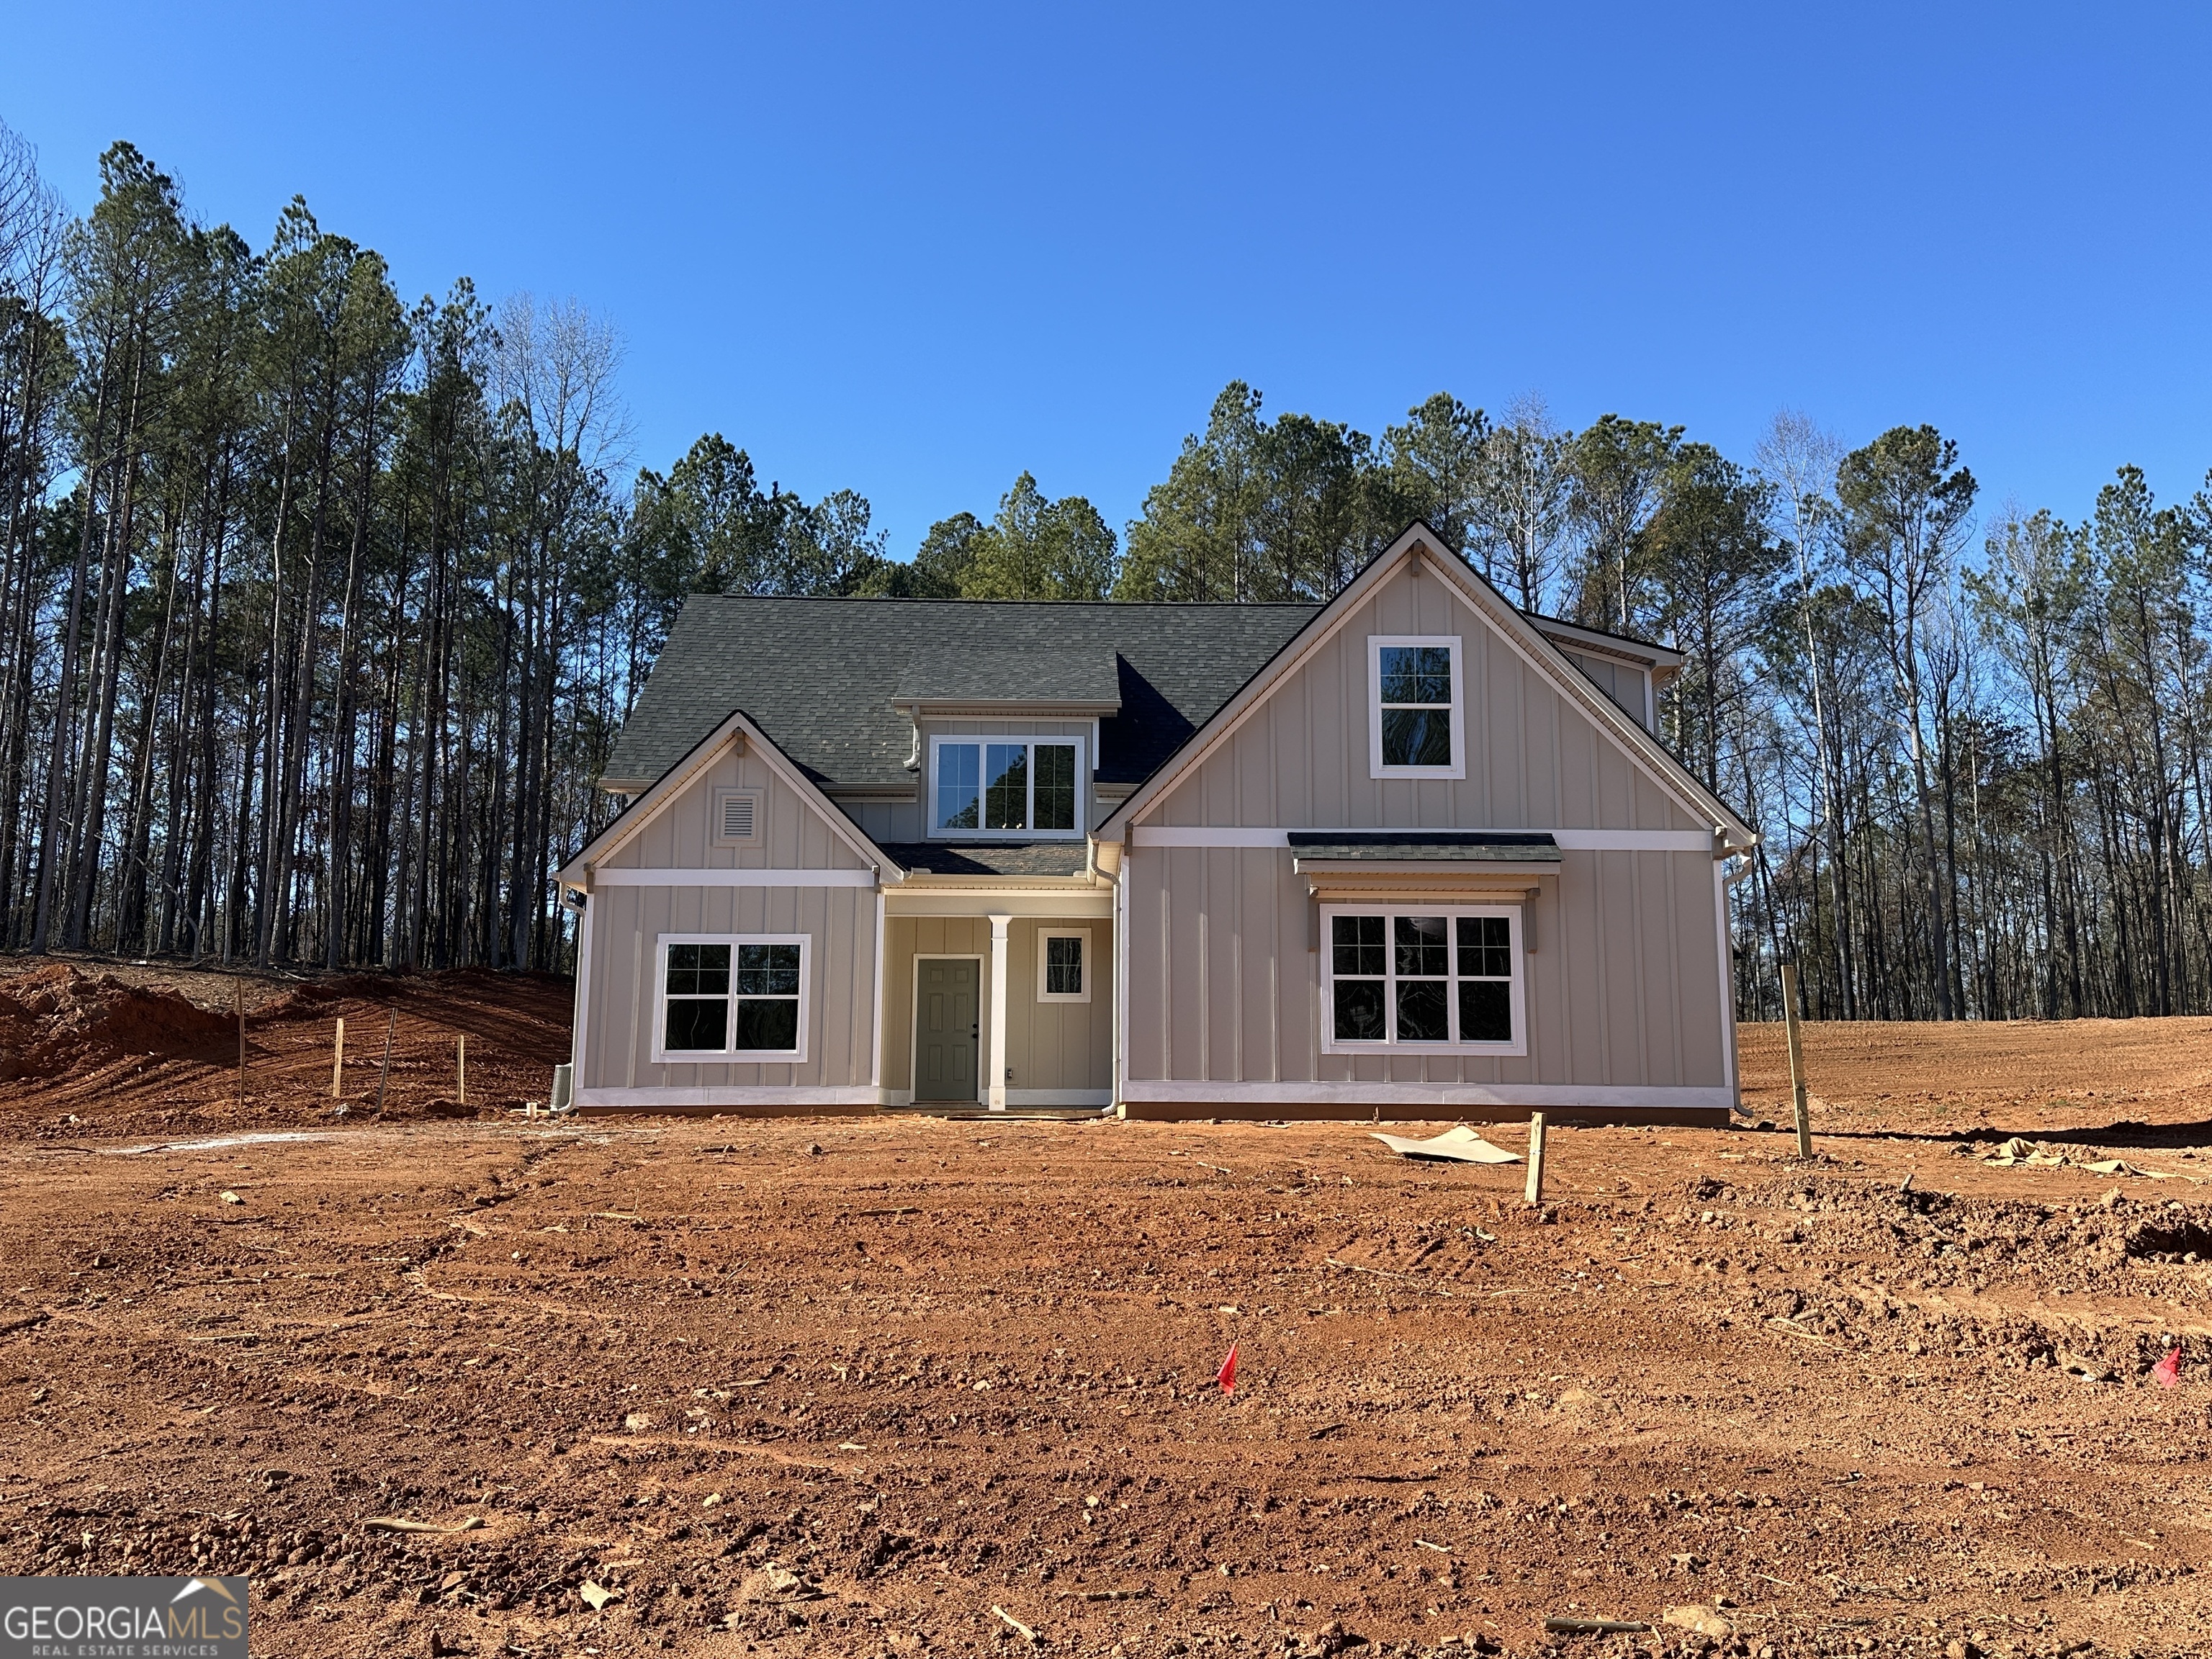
930 737 1084 837
1368 635 1465 778
1321 904 1522 1054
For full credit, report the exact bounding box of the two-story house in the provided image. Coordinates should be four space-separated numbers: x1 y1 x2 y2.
555 523 1757 1125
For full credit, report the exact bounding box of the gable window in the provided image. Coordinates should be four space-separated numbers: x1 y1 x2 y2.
654 933 809 1063
1038 929 1090 1002
930 737 1085 837
1368 635 1466 779
1321 903 1523 1054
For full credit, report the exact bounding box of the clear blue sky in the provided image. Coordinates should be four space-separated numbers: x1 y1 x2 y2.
4 4 2208 558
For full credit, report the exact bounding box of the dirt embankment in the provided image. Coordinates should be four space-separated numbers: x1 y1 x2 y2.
0 955 572 1138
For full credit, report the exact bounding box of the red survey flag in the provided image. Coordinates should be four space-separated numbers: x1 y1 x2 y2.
2154 1346 2182 1389
1216 1342 1238 1395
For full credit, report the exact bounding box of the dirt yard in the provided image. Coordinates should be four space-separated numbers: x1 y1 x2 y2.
5 972 2212 1659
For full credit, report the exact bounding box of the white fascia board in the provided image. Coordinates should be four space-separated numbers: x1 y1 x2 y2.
1129 827 1715 853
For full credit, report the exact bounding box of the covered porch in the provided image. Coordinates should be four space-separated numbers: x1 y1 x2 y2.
877 845 1115 1112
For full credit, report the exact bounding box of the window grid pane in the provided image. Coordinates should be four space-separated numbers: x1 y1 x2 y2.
1330 911 1514 1046
1034 745 1076 830
1379 644 1453 768
936 744 980 829
734 997 799 1051
984 744 1028 830
1045 935 1083 996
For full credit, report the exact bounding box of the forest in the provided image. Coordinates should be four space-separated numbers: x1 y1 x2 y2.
2 125 2207 1022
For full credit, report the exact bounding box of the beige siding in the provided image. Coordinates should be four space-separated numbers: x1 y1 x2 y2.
579 880 878 1092
601 748 875 872
1148 562 1701 834
1123 557 1728 1096
880 914 1115 1097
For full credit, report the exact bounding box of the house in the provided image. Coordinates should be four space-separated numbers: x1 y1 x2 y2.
555 523 1758 1125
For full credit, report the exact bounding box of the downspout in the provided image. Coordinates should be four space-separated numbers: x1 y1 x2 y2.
1718 841 1753 1118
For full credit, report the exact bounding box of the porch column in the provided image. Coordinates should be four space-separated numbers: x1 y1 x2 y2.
986 912 1011 1111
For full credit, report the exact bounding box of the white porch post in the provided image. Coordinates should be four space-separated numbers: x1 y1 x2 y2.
986 912 1011 1111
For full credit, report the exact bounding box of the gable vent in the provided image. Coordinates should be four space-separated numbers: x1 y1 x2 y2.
714 788 761 844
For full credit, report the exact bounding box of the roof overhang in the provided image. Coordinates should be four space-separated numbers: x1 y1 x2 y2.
1096 523 1756 855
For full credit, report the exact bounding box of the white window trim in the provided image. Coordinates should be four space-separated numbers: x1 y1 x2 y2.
710 786 764 846
1318 902 1526 1057
1367 634 1467 780
650 932 810 1065
927 734 1087 840
1037 928 1091 1003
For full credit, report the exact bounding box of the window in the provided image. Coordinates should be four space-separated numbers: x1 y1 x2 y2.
654 934 809 1062
711 787 763 845
1368 635 1465 778
1038 930 1090 1002
1321 904 1522 1053
930 737 1085 837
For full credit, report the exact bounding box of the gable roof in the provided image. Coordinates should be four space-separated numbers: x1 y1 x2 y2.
1096 523 1758 852
558 707 895 887
603 598 1318 792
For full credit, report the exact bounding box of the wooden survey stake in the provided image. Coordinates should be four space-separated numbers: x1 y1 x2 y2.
457 1035 467 1107
332 1017 346 1097
374 1008 396 1116
1782 960 1812 1159
1524 1112 1547 1205
235 979 246 1107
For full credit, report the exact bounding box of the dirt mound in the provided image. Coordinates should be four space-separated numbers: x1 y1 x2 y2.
0 963 236 1082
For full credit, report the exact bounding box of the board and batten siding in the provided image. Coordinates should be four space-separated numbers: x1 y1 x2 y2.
880 915 1115 1100
1120 556 1730 1114
577 742 881 1105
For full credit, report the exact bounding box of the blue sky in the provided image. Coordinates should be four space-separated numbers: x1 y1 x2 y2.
4 4 2208 558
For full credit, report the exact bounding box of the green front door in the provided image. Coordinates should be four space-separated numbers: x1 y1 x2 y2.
916 958 980 1102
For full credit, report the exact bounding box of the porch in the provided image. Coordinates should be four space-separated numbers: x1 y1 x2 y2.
877 854 1115 1112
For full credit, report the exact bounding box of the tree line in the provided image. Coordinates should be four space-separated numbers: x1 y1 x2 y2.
4 125 2208 1022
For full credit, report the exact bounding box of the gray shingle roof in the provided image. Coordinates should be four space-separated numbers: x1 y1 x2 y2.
891 649 1123 706
879 842 1093 876
606 598 1321 789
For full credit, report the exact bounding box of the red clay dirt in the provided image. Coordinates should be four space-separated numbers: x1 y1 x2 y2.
5 983 2212 1659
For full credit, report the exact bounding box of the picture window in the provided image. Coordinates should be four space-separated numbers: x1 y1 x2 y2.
930 737 1084 837
1322 904 1521 1053
655 934 808 1061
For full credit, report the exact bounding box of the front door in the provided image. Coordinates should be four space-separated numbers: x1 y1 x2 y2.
915 958 980 1102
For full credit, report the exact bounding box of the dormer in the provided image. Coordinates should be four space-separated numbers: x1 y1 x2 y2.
893 651 1123 840
1526 616 1681 735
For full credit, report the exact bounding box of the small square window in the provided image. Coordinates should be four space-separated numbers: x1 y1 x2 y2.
1038 930 1091 1002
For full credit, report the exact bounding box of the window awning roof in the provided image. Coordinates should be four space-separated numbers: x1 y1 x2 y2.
1288 832 1562 875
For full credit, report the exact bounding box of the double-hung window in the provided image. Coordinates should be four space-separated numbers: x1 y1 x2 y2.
1321 904 1524 1054
1368 635 1465 778
930 737 1084 837
655 933 809 1062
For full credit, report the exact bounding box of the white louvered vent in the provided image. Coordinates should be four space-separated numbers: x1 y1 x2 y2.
714 788 761 845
